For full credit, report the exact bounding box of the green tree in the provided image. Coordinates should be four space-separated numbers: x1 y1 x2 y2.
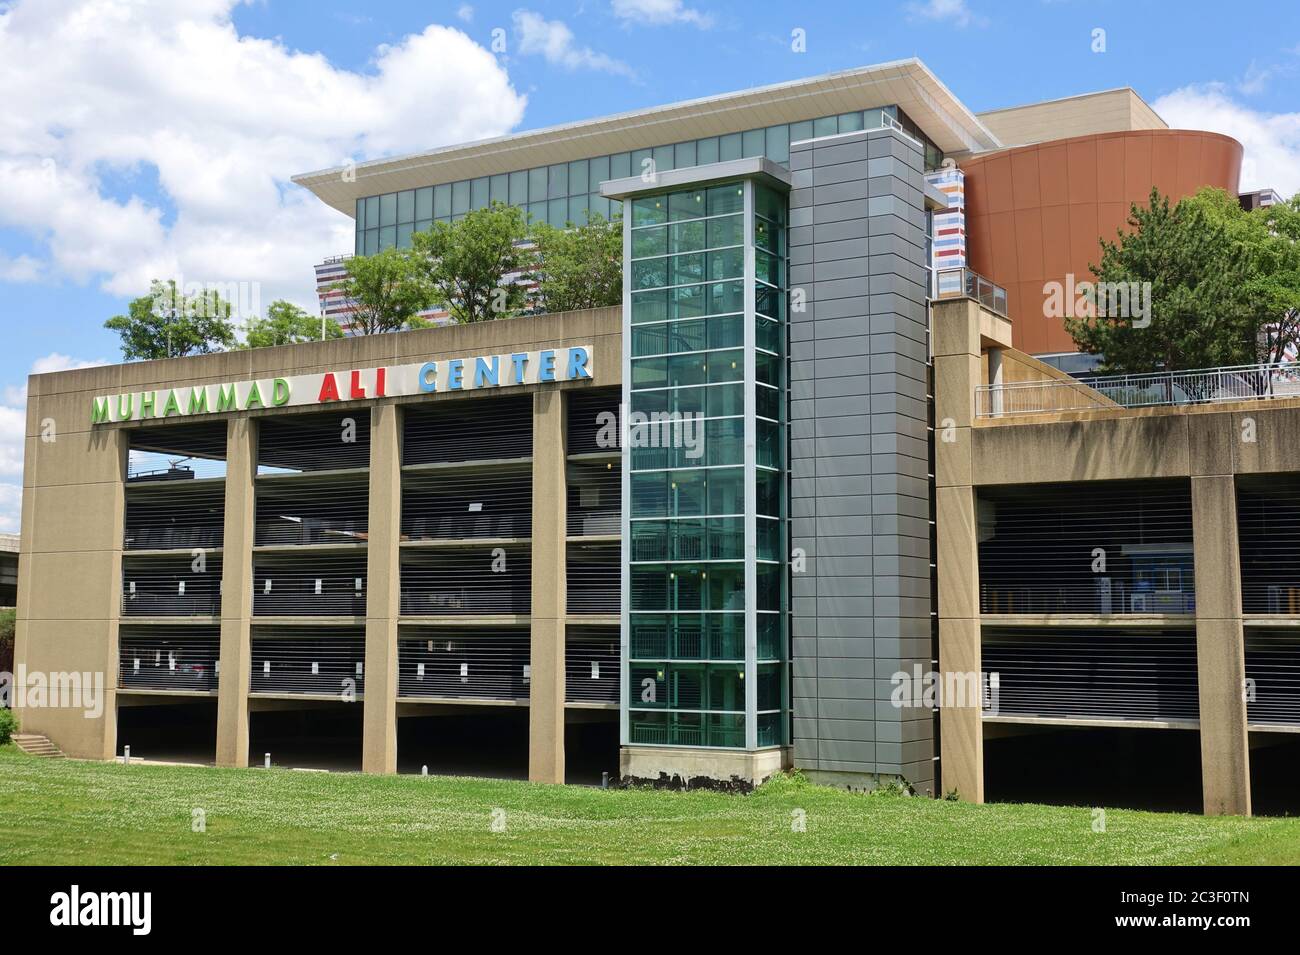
529 212 623 312
104 279 237 360
411 201 532 323
1064 187 1300 376
332 246 433 335
1253 195 1300 365
241 300 342 348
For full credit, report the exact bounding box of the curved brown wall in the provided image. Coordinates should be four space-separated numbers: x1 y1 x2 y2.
959 129 1243 354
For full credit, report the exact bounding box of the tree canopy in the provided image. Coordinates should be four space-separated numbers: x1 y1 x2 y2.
332 246 434 335
411 201 532 323
104 279 238 360
241 300 342 348
529 212 622 313
1065 187 1300 373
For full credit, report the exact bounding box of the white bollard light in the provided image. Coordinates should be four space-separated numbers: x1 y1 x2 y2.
264 752 271 769
123 745 130 764
422 765 428 777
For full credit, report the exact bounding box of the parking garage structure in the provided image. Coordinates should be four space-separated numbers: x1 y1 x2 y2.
935 295 1300 815
13 308 622 782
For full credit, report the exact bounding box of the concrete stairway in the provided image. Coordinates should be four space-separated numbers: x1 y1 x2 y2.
11 734 65 758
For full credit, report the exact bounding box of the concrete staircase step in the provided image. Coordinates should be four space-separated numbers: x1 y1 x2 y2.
11 734 66 758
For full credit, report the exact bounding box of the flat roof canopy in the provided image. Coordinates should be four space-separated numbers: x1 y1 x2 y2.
293 58 1001 217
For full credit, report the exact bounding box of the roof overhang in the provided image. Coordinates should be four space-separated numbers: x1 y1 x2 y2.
600 156 792 201
292 58 1000 217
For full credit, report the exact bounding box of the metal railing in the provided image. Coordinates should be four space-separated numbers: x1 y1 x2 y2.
976 361 1300 418
934 267 1007 318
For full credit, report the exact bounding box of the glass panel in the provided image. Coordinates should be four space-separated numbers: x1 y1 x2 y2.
632 195 668 227
668 189 706 221
397 190 415 223
509 170 528 205
632 226 667 259
813 115 837 138
415 187 433 220
718 132 741 162
707 184 743 216
470 177 489 209
669 219 705 254
489 174 509 205
396 222 413 248
567 160 587 197
433 184 451 218
588 155 610 192
838 111 864 133
590 193 611 221
742 129 764 157
631 148 652 179
697 137 719 165
379 225 396 250
674 141 696 168
765 125 789 163
528 166 548 203
363 229 378 256
451 180 470 214
568 193 589 225
379 192 397 226
548 198 567 228
547 163 567 199
652 145 674 174
610 152 631 179
790 120 812 143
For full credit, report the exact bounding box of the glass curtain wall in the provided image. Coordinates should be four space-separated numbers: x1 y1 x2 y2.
354 105 938 255
622 177 788 751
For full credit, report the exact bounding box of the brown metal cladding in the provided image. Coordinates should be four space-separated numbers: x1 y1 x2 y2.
959 130 1243 354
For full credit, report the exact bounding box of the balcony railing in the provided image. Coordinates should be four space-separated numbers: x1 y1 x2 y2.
934 267 1007 318
976 361 1300 418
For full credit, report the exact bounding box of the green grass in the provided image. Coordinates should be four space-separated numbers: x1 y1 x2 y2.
1 744 1296 865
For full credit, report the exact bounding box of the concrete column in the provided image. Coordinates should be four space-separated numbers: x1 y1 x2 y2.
362 404 402 774
529 389 567 783
1191 474 1251 815
215 417 256 767
932 299 984 803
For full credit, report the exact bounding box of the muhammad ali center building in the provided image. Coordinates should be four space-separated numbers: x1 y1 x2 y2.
18 59 1298 813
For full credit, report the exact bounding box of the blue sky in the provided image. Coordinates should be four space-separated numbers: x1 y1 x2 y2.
0 0 1298 529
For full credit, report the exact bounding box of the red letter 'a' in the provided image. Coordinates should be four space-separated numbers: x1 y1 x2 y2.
350 369 366 399
318 373 340 402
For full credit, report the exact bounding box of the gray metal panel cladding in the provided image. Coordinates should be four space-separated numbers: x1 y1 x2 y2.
788 126 934 789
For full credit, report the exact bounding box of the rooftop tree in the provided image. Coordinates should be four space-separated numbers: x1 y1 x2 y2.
241 300 343 348
411 201 532 323
332 246 433 335
529 212 623 313
104 279 238 360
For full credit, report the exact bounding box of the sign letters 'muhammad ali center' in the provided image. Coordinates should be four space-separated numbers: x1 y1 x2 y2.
91 346 595 424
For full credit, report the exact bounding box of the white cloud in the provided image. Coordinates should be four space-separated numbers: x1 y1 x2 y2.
0 0 528 310
905 0 986 28
0 252 42 283
512 9 634 77
1152 84 1300 199
457 4 475 22
610 0 712 28
0 352 108 532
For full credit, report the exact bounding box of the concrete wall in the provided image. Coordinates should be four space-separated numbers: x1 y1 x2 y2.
15 307 621 772
787 126 935 792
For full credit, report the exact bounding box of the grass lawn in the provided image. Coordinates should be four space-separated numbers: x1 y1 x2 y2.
1 744 1296 865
